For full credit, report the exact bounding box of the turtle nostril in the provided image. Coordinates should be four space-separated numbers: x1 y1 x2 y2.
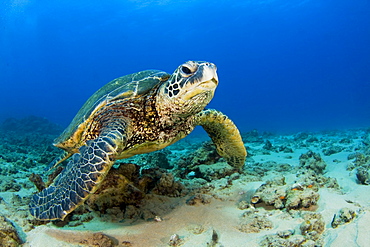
208 62 215 68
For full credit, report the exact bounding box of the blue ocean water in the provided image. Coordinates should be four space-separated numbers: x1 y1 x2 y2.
1 0 369 133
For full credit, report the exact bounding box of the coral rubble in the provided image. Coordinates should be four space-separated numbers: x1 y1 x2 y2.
251 176 320 210
239 214 273 233
0 116 368 246
0 215 22 247
300 212 325 242
331 208 357 228
299 151 327 174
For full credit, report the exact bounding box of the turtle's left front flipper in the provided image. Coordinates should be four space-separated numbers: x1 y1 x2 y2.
29 119 130 221
195 109 247 169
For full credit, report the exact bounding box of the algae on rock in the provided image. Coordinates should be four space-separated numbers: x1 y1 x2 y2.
299 151 327 174
0 215 22 247
251 176 320 210
331 208 357 228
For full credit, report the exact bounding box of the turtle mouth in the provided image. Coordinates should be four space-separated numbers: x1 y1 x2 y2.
199 78 218 90
182 77 218 101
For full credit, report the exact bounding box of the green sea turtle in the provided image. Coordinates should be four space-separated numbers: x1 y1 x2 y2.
29 61 246 220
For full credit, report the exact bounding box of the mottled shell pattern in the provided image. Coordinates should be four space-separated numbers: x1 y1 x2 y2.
54 70 170 151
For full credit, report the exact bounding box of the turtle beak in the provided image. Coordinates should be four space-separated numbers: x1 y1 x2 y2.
197 62 218 90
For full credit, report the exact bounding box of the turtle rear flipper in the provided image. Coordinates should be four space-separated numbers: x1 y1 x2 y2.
196 109 247 169
29 120 129 221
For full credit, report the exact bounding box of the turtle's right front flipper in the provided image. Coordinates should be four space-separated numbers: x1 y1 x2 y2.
195 109 246 169
29 120 129 221
44 151 72 172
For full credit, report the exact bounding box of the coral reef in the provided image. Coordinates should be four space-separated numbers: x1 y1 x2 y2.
251 176 287 209
361 129 370 149
0 193 39 232
195 162 235 181
356 167 370 185
48 163 188 224
144 150 172 169
186 193 212 205
285 187 320 210
79 232 117 247
263 140 273 150
260 140 294 154
322 146 343 156
0 115 368 246
239 214 273 233
168 234 182 246
346 150 370 185
300 212 325 242
0 176 21 192
187 224 205 234
347 152 370 167
179 141 221 169
175 141 237 181
259 212 325 246
251 176 320 210
294 132 310 141
295 170 340 190
245 161 294 177
259 233 310 247
86 163 145 213
0 116 62 179
0 215 22 247
331 208 357 228
299 151 327 174
347 148 370 185
84 164 186 220
241 129 264 144
1 115 62 135
151 173 185 197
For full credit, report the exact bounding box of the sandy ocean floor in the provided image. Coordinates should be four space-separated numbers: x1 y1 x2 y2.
0 116 369 247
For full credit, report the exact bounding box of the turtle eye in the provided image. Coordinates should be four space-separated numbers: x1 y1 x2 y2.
181 66 192 75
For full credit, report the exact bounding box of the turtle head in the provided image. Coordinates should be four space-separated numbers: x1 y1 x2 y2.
157 61 218 119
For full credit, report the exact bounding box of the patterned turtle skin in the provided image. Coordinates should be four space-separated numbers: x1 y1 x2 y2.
29 61 247 220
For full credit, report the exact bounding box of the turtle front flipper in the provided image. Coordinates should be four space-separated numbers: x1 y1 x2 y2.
195 109 247 169
29 120 130 221
44 151 72 172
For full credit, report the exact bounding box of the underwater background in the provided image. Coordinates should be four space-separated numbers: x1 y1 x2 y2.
1 1 370 246
1 0 369 133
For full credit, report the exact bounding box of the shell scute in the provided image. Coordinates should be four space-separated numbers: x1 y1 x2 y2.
54 70 169 149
